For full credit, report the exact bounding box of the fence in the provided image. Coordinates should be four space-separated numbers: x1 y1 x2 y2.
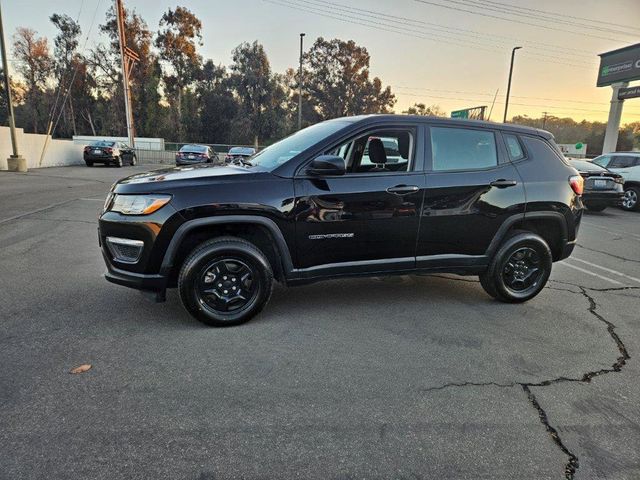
134 142 262 165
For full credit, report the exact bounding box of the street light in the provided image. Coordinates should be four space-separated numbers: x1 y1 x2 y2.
298 33 305 131
503 46 522 123
0 0 26 171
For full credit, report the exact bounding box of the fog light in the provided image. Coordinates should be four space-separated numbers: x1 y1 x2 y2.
106 237 144 264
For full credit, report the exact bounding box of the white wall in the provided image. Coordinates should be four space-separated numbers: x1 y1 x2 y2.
0 126 84 170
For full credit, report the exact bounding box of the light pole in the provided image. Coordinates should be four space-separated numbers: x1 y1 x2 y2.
298 33 305 131
503 46 522 123
0 0 26 171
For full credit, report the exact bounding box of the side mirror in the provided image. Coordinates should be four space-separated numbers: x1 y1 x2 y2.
307 155 346 176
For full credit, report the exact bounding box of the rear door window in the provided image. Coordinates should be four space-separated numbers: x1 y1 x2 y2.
430 127 497 171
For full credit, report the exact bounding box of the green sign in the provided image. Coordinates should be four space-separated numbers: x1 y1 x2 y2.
575 142 583 150
451 110 469 119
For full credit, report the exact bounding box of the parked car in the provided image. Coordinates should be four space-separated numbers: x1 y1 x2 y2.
99 115 583 327
225 147 256 165
591 152 640 211
570 159 624 212
84 141 136 167
175 144 218 166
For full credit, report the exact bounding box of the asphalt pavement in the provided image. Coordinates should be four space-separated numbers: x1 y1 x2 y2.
1 166 639 479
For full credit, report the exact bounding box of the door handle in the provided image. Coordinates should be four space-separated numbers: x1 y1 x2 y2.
490 179 517 188
386 185 419 195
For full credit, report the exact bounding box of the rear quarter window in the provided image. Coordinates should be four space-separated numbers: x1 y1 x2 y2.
520 136 568 166
503 134 525 161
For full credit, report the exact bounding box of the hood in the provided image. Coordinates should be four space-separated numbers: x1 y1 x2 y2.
112 163 269 193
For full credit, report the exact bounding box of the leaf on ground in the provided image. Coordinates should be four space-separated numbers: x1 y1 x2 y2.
69 364 92 374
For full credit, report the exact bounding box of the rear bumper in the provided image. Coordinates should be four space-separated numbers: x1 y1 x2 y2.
582 191 624 206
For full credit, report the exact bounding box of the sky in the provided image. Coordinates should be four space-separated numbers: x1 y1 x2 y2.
4 0 640 124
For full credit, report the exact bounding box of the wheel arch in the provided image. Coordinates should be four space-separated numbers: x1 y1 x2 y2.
486 212 568 261
161 216 294 285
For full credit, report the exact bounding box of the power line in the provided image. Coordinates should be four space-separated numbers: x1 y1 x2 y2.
468 0 640 34
295 0 594 59
393 85 640 111
269 0 596 69
449 0 640 38
412 0 630 42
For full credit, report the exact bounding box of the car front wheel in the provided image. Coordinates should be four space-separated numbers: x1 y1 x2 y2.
131 155 137 166
178 236 273 326
622 186 639 211
480 231 552 303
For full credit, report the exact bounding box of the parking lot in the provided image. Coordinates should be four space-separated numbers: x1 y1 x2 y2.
1 165 639 479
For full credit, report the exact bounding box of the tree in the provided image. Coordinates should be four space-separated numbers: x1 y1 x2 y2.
403 102 446 117
302 37 395 120
155 6 203 141
229 41 286 145
50 14 83 136
12 27 53 133
0 67 26 126
93 5 165 138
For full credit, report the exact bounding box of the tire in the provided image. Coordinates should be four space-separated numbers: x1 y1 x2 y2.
178 236 273 327
585 203 607 212
131 155 137 166
85 161 93 167
114 156 123 168
479 231 552 303
622 186 639 211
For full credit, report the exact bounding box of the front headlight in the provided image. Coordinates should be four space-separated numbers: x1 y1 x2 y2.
109 194 172 215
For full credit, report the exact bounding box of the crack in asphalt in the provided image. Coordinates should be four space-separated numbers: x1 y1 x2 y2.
421 280 631 479
522 385 579 480
576 244 640 264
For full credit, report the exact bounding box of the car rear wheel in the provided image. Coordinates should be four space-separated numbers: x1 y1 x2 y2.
178 236 273 327
479 231 552 303
85 161 93 167
622 186 639 211
114 156 123 168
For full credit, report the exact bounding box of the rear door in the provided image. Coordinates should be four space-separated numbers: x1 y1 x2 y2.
416 125 526 267
293 125 425 272
608 155 640 180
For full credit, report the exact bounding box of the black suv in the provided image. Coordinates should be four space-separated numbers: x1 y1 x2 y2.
99 115 583 326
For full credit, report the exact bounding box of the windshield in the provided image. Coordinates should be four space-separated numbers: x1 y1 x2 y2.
92 141 115 147
229 147 255 156
250 120 351 170
180 144 207 153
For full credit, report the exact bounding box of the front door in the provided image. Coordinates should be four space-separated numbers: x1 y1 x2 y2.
293 126 425 273
416 126 526 267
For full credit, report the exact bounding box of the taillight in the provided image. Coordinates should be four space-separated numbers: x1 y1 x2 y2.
569 175 584 195
105 147 113 154
84 146 90 152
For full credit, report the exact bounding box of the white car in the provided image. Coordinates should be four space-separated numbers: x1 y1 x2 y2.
591 152 640 211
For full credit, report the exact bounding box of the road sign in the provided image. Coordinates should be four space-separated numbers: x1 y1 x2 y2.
597 43 640 87
451 106 486 120
618 85 640 100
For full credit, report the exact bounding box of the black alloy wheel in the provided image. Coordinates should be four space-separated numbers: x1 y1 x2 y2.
197 258 258 315
480 231 552 303
178 237 273 326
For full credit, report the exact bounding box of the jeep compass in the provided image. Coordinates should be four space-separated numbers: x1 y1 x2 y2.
99 115 583 326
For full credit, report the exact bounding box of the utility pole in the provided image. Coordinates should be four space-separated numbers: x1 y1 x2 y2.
298 33 305 131
542 111 549 129
0 0 26 171
503 46 522 123
115 0 138 147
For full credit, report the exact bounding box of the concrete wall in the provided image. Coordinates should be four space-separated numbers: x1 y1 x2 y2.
0 126 83 170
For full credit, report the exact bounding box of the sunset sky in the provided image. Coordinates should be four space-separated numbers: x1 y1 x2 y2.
4 0 640 123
